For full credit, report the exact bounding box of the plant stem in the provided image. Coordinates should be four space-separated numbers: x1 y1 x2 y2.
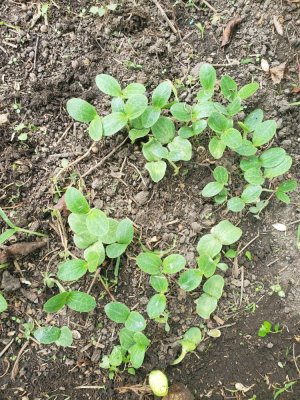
168 159 180 175
16 227 47 238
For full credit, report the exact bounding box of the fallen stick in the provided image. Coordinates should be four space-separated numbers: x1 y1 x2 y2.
152 0 177 34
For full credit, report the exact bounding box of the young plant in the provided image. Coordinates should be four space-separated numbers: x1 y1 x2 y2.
0 207 46 245
136 251 187 329
34 325 73 347
171 327 202 365
177 220 242 319
56 187 134 284
0 293 8 313
89 3 117 17
101 301 150 376
258 321 281 337
44 290 96 313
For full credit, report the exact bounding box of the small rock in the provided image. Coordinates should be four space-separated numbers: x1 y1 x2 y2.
134 191 149 205
1 271 21 292
0 114 9 125
40 25 48 33
267 342 274 349
164 383 194 400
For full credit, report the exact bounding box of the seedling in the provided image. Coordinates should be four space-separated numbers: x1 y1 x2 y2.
13 122 38 141
270 284 285 298
101 301 150 375
44 290 96 313
0 293 8 313
136 251 186 328
171 327 202 365
34 325 73 347
195 22 205 39
273 381 297 399
89 3 117 17
177 220 242 319
258 321 281 337
0 207 46 245
55 187 134 283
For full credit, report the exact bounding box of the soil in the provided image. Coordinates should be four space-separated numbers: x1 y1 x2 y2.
1 0 300 399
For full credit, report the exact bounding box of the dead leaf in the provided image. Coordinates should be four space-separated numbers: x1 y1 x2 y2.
164 383 194 400
235 383 255 393
221 16 243 47
273 16 284 35
0 114 9 125
270 62 287 84
261 58 270 72
272 223 287 232
53 194 69 216
292 87 300 93
0 239 48 264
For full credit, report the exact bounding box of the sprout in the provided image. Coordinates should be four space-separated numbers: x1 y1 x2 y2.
149 370 169 397
171 327 202 365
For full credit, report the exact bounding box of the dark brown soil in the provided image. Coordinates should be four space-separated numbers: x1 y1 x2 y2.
1 0 300 399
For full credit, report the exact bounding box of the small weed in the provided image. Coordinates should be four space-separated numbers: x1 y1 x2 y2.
273 381 297 399
258 321 281 337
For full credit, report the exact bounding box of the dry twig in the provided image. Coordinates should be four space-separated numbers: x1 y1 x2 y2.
152 0 177 34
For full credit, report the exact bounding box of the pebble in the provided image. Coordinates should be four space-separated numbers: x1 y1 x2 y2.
134 191 149 205
267 342 274 349
1 271 21 292
40 25 48 33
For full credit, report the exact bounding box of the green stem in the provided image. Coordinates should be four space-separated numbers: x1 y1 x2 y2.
171 349 187 365
168 159 180 175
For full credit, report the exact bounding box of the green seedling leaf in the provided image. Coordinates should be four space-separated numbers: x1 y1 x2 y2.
111 97 125 112
193 119 207 135
203 275 224 299
84 241 105 272
225 249 237 258
168 137 192 162
260 147 286 168
150 275 169 293
109 345 124 367
226 97 242 116
244 109 264 132
140 106 161 128
197 234 222 258
73 233 98 250
133 332 150 347
178 127 193 139
116 218 134 244
196 293 218 319
66 98 97 123
68 213 87 235
264 155 292 179
55 326 73 347
102 112 127 136
239 156 261 172
151 116 175 144
178 269 202 292
170 102 192 122
99 218 118 244
147 293 166 319
66 291 96 312
208 112 230 134
86 208 109 237
65 187 90 214
143 138 167 161
162 254 186 274
220 75 237 101
275 191 290 204
171 327 202 365
57 259 88 281
105 301 130 323
34 326 61 344
244 167 265 185
209 137 226 159
202 182 224 197
252 120 277 147
241 185 262 203
44 292 69 313
125 311 146 332
129 128 149 142
213 166 229 185
106 243 128 258
258 320 272 337
211 220 242 245
145 161 167 183
88 115 103 141
128 343 146 369
235 140 257 156
152 81 172 108
197 254 216 278
199 63 216 91
136 252 162 275
214 188 228 204
217 262 228 272
0 228 17 245
238 82 259 100
95 74 122 97
227 197 245 212
193 102 216 119
119 328 135 350
124 95 148 120
0 293 8 313
277 180 297 193
221 128 243 149
123 83 146 98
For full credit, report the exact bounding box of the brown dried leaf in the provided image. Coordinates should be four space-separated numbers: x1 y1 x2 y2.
53 194 69 216
221 16 243 47
270 62 287 84
0 239 48 263
273 16 284 35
